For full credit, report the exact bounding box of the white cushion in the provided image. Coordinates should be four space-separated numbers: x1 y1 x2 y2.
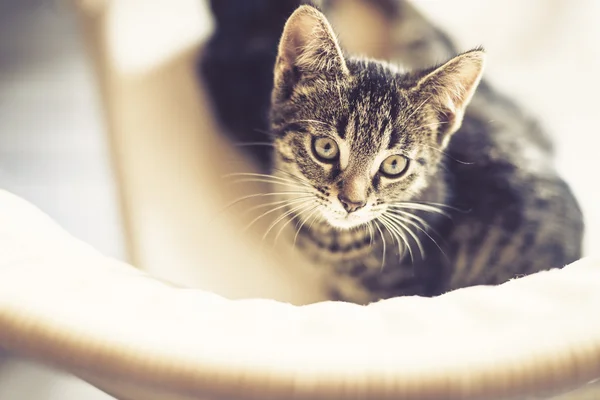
1 189 599 400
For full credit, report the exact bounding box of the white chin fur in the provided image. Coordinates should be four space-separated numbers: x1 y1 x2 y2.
322 213 371 230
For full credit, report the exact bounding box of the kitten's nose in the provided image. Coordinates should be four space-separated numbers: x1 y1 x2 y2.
338 194 366 213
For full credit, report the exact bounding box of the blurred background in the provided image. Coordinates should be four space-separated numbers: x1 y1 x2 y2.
0 0 599 399
0 0 125 260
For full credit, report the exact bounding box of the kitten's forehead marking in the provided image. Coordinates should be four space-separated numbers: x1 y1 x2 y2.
339 139 350 170
341 87 398 176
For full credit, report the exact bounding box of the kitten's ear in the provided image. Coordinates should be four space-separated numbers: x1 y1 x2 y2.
414 49 485 147
273 5 348 100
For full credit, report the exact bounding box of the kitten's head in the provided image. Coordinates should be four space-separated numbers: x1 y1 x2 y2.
269 5 484 229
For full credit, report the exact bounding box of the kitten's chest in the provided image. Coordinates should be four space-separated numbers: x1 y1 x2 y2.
296 218 445 303
297 223 375 266
296 222 395 302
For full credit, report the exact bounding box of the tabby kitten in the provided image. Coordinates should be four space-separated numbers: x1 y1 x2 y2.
264 4 583 303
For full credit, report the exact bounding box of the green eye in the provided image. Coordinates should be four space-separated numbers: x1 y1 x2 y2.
312 137 339 162
380 155 409 177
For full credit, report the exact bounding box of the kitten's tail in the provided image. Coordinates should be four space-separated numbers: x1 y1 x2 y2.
198 0 303 169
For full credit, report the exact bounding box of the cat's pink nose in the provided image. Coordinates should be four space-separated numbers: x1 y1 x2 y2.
338 194 366 213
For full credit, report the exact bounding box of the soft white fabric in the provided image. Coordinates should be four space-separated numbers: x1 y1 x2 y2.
1 189 600 400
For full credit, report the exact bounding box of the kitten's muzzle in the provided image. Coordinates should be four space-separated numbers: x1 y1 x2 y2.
338 193 366 213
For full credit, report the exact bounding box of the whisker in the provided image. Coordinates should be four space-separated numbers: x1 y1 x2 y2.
404 97 431 122
380 214 413 264
229 178 312 191
385 213 432 260
439 163 452 175
262 201 313 243
423 143 474 165
272 168 316 188
273 201 317 245
367 221 374 246
244 196 315 215
306 207 323 232
403 121 449 136
244 198 310 232
389 200 456 209
387 210 449 261
387 203 451 218
378 216 402 261
386 209 441 238
413 201 458 209
383 215 413 265
385 214 425 260
374 220 387 270
223 172 312 188
293 206 321 249
275 202 319 246
222 191 310 213
397 216 424 259
400 200 469 214
252 128 273 138
275 175 317 190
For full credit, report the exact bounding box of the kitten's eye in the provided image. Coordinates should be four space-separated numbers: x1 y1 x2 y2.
380 155 409 177
312 137 339 162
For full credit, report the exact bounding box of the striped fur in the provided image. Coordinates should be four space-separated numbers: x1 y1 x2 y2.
201 1 584 304
268 3 583 303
